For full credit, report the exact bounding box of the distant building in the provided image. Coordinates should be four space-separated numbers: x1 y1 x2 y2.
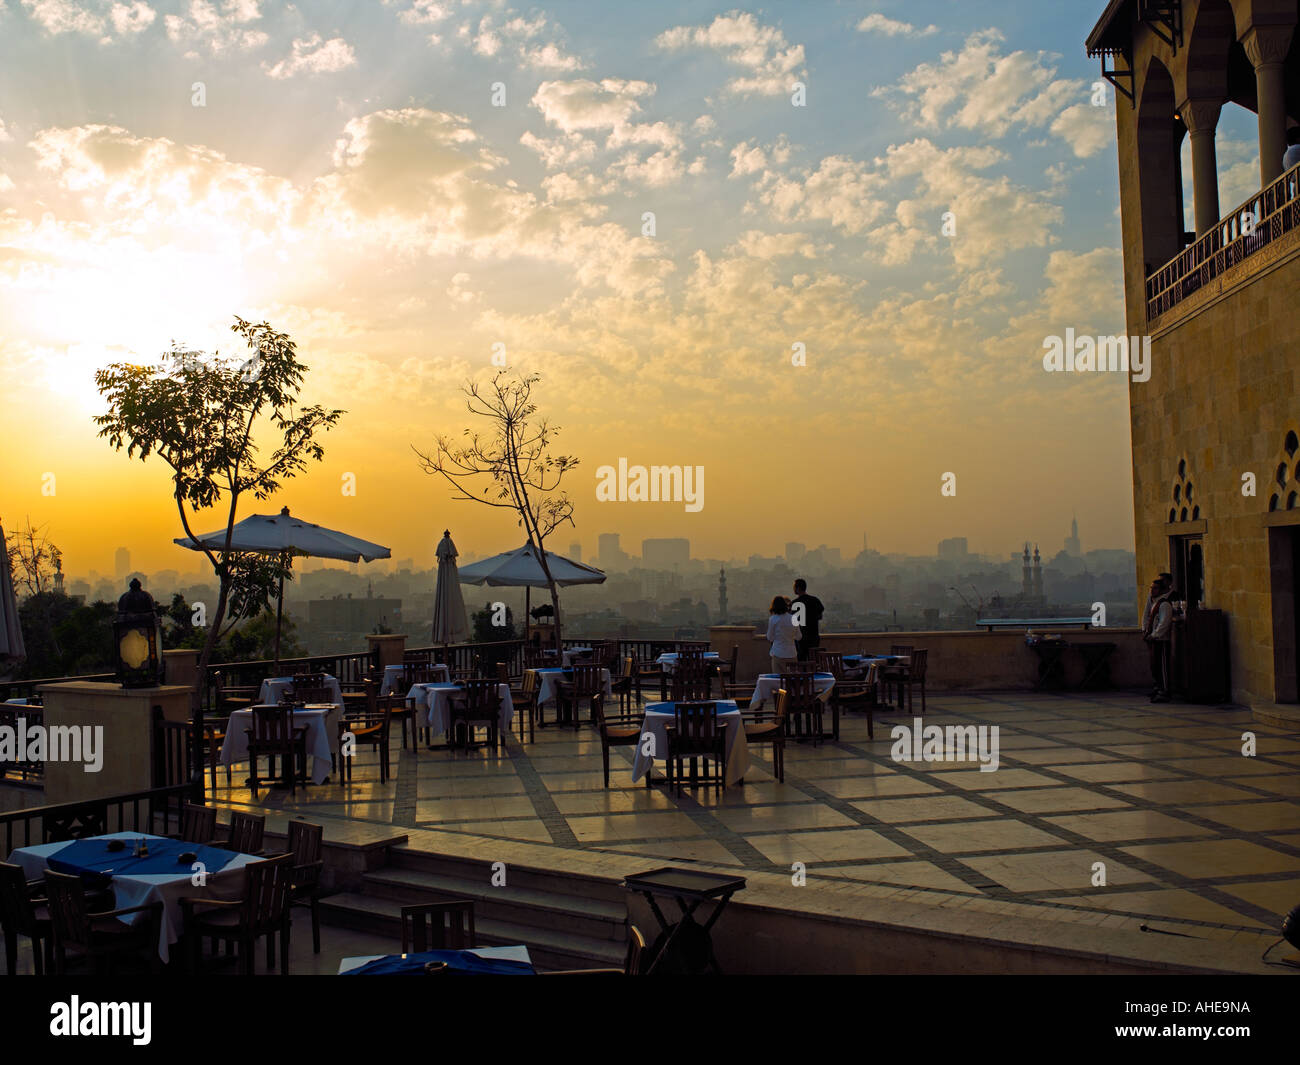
1064 515 1081 556
597 533 627 569
114 547 130 579
642 538 689 570
309 592 402 633
785 542 806 562
717 566 728 623
938 537 969 561
568 542 582 563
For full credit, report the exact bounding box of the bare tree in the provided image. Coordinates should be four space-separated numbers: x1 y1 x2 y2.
6 519 62 598
412 371 577 646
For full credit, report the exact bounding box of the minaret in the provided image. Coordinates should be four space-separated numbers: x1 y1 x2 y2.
717 566 728 623
1032 544 1043 604
1022 543 1032 601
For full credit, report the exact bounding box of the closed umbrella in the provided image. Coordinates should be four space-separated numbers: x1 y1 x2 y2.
458 543 605 641
174 506 390 671
0 523 26 665
431 530 469 646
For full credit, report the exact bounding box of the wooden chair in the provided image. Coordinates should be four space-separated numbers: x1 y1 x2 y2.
1 861 53 975
524 644 550 670
247 704 309 799
41 800 108 843
44 870 162 976
834 663 879 739
450 679 502 752
401 900 475 952
341 695 395 783
723 681 757 717
367 677 411 751
590 691 647 789
779 672 825 744
170 802 217 844
714 645 739 688
666 701 727 795
215 673 258 714
292 684 334 707
784 660 818 674
403 649 433 666
508 669 539 744
292 671 327 689
180 853 294 975
556 664 604 730
881 646 915 708
816 650 846 677
286 820 325 954
544 925 646 975
744 689 789 783
201 721 231 792
893 649 928 713
670 658 714 702
220 811 266 855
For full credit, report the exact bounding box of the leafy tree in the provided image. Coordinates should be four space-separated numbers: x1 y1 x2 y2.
413 371 576 647
95 318 342 801
471 601 516 642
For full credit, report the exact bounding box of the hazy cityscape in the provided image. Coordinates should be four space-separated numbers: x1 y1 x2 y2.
51 516 1137 655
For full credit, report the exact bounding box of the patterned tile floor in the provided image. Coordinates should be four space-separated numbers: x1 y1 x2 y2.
215 691 1300 941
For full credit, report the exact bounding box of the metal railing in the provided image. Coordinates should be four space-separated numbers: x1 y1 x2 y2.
0 703 45 783
202 649 378 711
0 782 191 856
0 673 114 703
1146 163 1300 320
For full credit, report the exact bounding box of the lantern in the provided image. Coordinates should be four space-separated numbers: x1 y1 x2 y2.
113 578 163 688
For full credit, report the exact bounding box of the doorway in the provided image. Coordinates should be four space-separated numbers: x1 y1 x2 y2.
1268 526 1300 703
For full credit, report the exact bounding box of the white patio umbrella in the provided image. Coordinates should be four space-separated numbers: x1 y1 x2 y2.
174 506 390 671
431 530 469 646
458 543 605 639
0 522 26 665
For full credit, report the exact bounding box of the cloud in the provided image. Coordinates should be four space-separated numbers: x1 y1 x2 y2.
856 14 938 38
531 79 654 135
164 0 267 56
397 0 450 25
757 155 889 234
881 29 1095 153
264 34 357 79
464 10 585 71
20 0 155 41
656 11 804 96
729 230 820 260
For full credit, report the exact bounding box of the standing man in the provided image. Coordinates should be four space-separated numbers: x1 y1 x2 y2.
791 578 825 662
1142 573 1174 702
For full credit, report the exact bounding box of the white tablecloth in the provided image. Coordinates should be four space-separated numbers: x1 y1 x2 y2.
527 668 613 706
405 683 514 737
632 700 749 785
654 652 721 673
381 663 450 694
749 672 835 709
8 832 262 963
258 674 345 712
338 945 531 973
221 706 337 784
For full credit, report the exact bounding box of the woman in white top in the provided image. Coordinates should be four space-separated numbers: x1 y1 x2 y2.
760 595 801 674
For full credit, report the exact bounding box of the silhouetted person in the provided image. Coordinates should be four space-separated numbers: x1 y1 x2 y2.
791 578 824 661
1143 573 1174 702
757 595 800 674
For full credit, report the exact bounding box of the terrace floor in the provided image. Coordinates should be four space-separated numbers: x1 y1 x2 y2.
206 689 1300 960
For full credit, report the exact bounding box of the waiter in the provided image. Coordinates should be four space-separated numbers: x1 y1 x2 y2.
791 578 825 662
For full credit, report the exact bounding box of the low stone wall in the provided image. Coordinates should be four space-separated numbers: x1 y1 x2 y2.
708 625 1150 691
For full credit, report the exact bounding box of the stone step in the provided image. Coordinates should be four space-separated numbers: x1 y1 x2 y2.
388 845 628 905
360 867 626 942
318 892 626 971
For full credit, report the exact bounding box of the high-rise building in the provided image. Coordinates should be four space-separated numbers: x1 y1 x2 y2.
597 533 626 569
1064 515 1082 556
114 547 130 579
1086 1 1298 706
569 543 582 563
717 565 728 623
938 537 969 561
785 542 806 562
642 538 689 570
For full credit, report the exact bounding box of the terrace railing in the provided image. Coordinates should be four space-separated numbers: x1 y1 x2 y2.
0 702 45 784
0 782 191 855
1146 163 1300 320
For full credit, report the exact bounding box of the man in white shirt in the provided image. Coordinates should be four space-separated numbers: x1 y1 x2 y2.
1142 573 1175 702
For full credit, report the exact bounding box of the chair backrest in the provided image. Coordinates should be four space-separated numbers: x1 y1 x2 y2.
890 645 913 657
773 689 791 726
228 811 266 854
401 900 475 952
524 646 548 669
180 802 217 844
240 853 294 933
287 820 323 866
785 660 817 674
0 861 40 935
569 663 603 696
590 691 609 732
676 645 706 660
251 704 296 744
403 649 432 665
496 663 511 686
43 870 92 953
42 800 108 844
671 658 713 701
727 644 739 674
779 672 818 707
460 678 502 713
293 672 327 688
625 925 646 976
294 685 334 706
403 664 439 688
673 701 719 752
521 669 539 695
909 649 928 680
816 650 845 677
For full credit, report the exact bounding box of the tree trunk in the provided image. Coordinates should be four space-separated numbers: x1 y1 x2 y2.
190 576 231 805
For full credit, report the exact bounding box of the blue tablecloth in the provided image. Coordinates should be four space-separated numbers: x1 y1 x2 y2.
46 837 238 883
344 950 536 975
644 700 727 715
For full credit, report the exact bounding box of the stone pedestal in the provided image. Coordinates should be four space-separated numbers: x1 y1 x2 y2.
366 633 407 669
36 682 193 806
163 649 201 690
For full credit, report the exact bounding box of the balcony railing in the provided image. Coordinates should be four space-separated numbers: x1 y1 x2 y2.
1146 163 1300 320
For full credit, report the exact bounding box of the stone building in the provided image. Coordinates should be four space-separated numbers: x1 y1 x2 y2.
1087 0 1299 707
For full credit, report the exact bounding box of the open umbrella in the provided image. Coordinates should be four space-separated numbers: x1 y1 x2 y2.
174 506 390 671
431 530 469 646
458 543 605 640
0 522 26 665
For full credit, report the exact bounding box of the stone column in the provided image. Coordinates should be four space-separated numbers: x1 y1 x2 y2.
1242 25 1295 187
1180 99 1223 236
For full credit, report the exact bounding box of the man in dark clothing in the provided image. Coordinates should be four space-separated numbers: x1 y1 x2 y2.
791 579 825 661
1142 573 1175 702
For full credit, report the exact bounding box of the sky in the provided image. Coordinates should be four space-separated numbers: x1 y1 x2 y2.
0 1 1265 575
